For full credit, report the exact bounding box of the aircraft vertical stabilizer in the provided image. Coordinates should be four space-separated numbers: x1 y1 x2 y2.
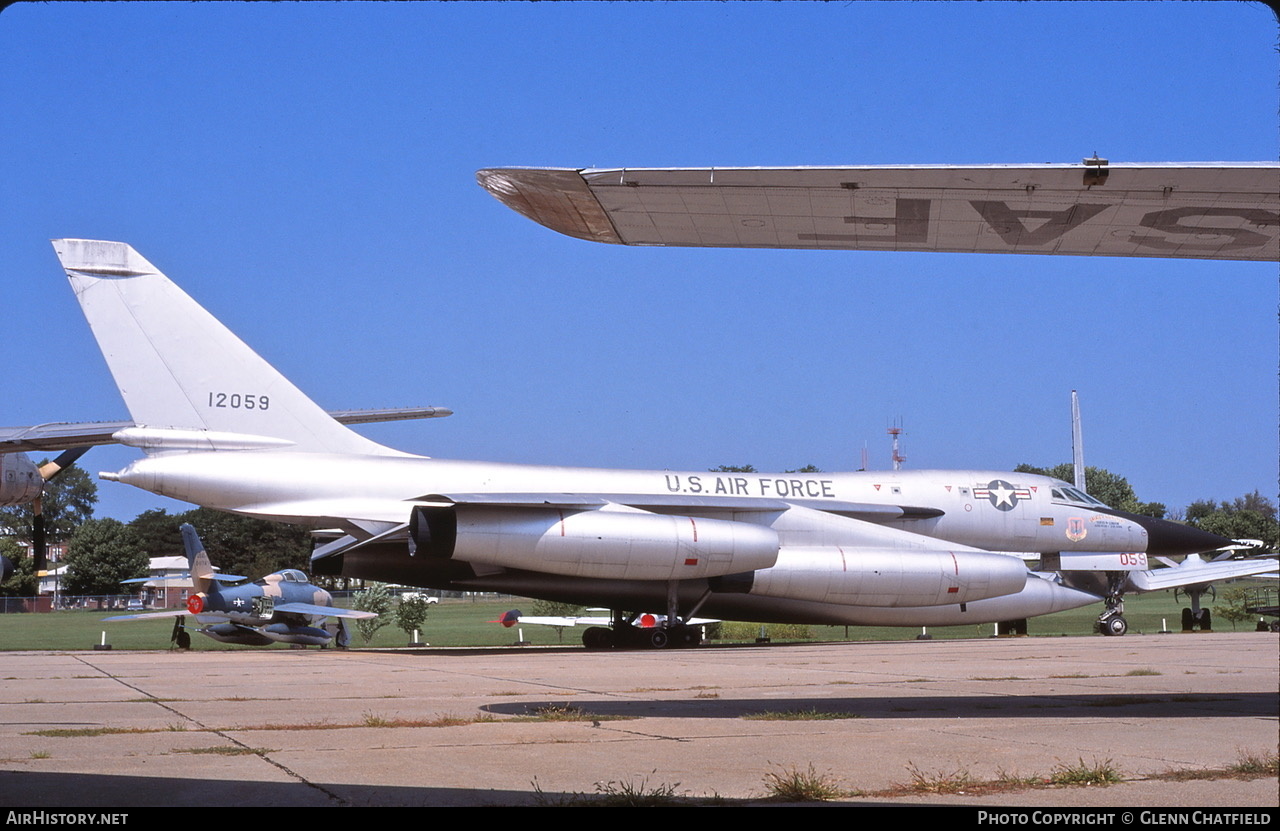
1071 390 1085 492
51 240 397 456
181 523 216 598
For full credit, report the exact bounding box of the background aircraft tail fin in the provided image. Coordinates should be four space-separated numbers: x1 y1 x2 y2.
180 523 215 598
52 240 394 455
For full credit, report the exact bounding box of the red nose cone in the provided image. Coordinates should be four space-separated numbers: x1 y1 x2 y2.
493 610 521 627
638 613 657 628
187 595 204 614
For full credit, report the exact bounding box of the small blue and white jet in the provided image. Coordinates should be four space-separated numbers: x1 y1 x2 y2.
46 227 1273 648
106 523 376 647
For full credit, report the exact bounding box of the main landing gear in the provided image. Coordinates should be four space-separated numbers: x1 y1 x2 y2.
1175 585 1213 632
581 581 710 650
582 619 704 650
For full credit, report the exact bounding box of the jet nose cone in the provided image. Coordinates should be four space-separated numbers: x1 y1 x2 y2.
1123 513 1234 556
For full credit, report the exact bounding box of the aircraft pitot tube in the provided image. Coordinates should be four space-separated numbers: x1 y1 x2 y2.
717 547 1028 608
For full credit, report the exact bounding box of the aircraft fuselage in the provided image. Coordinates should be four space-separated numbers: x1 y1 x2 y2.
104 451 1167 556
55 238 1250 634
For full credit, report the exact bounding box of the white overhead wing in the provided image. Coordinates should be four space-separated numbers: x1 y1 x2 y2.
477 162 1280 261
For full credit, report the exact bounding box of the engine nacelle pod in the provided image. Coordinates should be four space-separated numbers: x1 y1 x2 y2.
0 454 43 507
410 505 779 581
745 546 1028 607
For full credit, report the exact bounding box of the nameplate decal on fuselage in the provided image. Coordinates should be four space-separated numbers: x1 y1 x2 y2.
662 474 836 499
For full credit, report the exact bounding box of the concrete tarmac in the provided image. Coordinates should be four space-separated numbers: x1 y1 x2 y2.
1 633 1276 807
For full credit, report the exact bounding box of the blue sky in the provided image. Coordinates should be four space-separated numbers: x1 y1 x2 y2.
3 1 1276 523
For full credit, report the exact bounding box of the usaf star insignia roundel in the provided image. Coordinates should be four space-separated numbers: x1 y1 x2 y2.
973 479 1031 511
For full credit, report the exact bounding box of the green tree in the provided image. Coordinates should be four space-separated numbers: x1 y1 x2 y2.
174 508 311 578
128 508 186 557
1013 464 1164 515
395 595 432 642
1212 586 1257 631
351 582 393 644
64 518 147 595
1232 491 1278 517
1186 491 1278 551
0 537 37 596
0 463 97 544
530 599 585 617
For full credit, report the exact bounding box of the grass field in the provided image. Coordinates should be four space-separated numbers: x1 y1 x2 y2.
1 583 1272 651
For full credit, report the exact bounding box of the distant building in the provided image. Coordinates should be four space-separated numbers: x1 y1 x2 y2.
36 565 69 597
34 555 220 608
3 538 69 563
121 556 196 608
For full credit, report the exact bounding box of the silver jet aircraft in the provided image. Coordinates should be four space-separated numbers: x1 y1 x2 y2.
50 239 1264 647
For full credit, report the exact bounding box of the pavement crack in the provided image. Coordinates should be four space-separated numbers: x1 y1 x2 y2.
68 655 348 805
596 725 690 742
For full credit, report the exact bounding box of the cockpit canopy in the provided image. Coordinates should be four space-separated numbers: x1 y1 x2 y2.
1051 486 1107 508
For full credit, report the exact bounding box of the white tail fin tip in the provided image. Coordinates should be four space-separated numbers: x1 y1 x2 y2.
51 239 399 456
52 239 159 279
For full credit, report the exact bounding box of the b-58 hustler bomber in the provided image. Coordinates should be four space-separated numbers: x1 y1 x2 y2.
53 239 1265 648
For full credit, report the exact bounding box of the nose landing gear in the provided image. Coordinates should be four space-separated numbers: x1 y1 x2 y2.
1096 572 1128 636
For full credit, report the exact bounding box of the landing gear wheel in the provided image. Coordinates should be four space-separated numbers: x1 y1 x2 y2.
1103 615 1128 637
678 626 702 647
1199 609 1211 631
648 629 670 649
175 630 191 650
1181 608 1194 631
582 626 614 650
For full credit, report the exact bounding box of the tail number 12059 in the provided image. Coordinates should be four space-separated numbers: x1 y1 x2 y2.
208 392 270 410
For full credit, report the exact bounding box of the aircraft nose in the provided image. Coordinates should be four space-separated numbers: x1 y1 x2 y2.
1122 513 1234 556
